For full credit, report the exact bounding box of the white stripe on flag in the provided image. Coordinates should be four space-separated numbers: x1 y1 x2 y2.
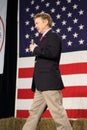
17 51 87 68
62 74 87 86
16 98 87 110
17 78 33 89
17 74 87 89
60 51 87 64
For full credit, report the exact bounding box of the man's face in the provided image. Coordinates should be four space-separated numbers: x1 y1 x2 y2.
34 17 48 34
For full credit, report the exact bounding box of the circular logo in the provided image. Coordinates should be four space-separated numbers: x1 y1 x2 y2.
0 16 5 52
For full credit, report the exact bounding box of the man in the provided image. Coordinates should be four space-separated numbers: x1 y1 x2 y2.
22 12 72 130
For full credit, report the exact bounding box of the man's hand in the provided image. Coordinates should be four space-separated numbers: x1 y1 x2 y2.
29 43 38 52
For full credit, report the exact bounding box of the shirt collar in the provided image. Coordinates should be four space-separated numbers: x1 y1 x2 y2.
42 28 51 37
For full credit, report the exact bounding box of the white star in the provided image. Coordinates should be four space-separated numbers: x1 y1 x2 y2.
73 18 78 24
30 13 34 18
67 26 72 32
35 5 40 10
62 20 67 25
67 12 72 17
51 8 55 13
26 8 29 12
62 34 67 40
31 26 34 31
67 40 72 46
52 22 56 27
79 10 84 15
25 21 29 26
62 6 66 12
41 0 45 2
31 0 34 5
56 1 61 5
73 32 78 38
41 11 45 13
35 32 39 37
79 24 84 30
66 0 72 3
56 14 61 19
79 39 84 44
45 2 50 7
25 48 29 53
56 28 61 33
25 34 29 39
73 4 78 9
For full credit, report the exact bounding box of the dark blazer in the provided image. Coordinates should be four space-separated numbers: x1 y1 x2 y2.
31 30 64 92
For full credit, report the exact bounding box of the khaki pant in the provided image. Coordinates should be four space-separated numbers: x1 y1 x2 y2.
22 90 73 130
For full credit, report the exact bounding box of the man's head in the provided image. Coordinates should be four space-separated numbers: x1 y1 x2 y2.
34 12 53 34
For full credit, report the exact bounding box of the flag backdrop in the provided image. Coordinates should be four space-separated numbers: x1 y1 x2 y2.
15 0 87 118
0 0 7 74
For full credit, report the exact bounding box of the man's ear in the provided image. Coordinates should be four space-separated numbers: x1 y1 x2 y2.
44 19 48 25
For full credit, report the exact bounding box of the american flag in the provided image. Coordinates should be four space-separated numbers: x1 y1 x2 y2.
15 0 87 118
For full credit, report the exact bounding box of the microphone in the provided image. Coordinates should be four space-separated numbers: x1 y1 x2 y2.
30 35 35 44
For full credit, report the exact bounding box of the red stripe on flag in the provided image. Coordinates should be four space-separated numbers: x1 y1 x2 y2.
66 109 87 118
18 63 87 78
17 86 87 99
16 110 29 118
60 62 87 75
18 67 34 78
62 86 87 97
18 89 34 99
16 109 87 118
16 110 52 118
